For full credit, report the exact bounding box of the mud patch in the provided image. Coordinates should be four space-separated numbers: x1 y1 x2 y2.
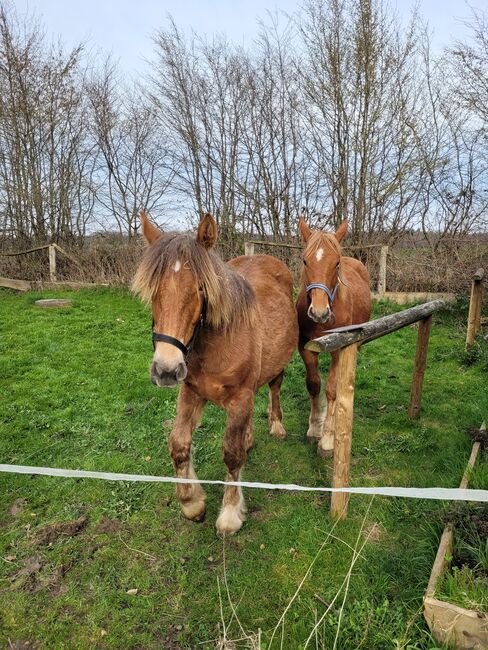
96 517 123 535
35 515 88 545
10 556 43 591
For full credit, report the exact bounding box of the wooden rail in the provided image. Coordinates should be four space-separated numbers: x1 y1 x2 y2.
0 243 83 283
305 299 448 519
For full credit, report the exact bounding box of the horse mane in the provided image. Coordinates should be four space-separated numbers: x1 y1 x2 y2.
132 232 256 331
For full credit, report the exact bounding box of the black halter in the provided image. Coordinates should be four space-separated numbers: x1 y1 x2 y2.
152 303 206 359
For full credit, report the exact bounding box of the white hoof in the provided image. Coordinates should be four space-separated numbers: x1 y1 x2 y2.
306 425 322 442
270 419 287 439
317 435 334 458
216 505 246 535
181 498 206 522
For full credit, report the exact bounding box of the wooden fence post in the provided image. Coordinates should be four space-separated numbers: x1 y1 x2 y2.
244 242 255 256
408 315 432 419
466 268 485 347
377 246 388 295
330 343 358 520
48 244 57 283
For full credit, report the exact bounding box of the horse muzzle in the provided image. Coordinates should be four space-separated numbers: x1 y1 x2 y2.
150 359 187 387
307 304 332 324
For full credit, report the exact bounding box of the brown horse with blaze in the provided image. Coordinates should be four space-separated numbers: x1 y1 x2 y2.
296 217 371 457
133 211 298 534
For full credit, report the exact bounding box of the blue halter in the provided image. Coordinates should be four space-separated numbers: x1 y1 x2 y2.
306 282 339 304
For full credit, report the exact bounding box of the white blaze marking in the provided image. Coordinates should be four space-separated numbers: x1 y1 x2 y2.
173 260 181 273
315 248 324 262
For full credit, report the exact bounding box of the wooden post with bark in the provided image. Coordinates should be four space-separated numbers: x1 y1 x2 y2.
466 268 484 348
244 242 255 256
48 244 57 283
377 245 388 295
330 343 358 519
408 316 432 419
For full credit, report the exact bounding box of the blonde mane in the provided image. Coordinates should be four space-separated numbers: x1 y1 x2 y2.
132 232 256 331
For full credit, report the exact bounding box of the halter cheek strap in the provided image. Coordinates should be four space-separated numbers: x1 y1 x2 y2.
152 303 206 358
306 282 339 304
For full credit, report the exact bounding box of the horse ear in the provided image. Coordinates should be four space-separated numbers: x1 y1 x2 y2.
298 216 312 242
335 220 348 243
139 210 162 245
197 213 218 249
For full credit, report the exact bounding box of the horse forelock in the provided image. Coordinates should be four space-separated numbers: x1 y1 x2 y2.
132 232 256 331
306 231 342 258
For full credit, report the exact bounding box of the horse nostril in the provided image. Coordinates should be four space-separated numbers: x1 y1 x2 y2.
175 362 187 382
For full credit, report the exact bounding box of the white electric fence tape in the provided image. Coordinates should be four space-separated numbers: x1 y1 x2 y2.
0 464 487 502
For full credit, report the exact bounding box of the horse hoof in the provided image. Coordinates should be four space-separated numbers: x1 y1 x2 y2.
270 420 287 439
181 499 206 522
317 445 333 459
216 506 245 536
306 432 321 443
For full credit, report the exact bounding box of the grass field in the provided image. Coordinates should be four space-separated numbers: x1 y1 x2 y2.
0 287 487 649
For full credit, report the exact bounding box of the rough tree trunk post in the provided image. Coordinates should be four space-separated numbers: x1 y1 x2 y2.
48 245 57 283
244 242 255 256
377 246 388 295
466 268 485 348
330 343 358 520
408 315 432 419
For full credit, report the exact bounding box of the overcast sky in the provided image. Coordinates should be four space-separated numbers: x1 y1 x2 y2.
15 0 476 74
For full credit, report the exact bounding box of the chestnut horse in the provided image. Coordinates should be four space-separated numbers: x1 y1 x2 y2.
133 211 298 534
296 218 371 457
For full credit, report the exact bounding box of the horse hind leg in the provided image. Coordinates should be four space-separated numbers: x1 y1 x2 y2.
268 370 287 439
168 385 207 522
216 390 253 535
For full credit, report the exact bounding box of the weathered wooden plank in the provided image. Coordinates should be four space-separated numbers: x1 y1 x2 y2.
306 299 447 353
330 343 358 520
408 316 432 419
424 597 488 650
0 276 31 291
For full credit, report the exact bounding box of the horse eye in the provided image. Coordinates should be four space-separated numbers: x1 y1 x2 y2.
303 259 307 266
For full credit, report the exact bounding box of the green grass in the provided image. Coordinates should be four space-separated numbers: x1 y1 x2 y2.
0 288 487 649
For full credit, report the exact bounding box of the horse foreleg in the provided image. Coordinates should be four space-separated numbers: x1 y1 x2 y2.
318 351 339 458
268 370 287 439
168 384 207 522
216 390 253 535
299 341 324 442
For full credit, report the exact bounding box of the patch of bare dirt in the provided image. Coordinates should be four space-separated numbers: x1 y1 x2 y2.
363 522 384 543
35 515 88 545
6 640 38 649
9 498 27 517
95 517 123 535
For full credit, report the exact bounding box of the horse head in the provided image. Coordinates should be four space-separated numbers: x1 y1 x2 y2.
299 217 348 324
134 211 218 387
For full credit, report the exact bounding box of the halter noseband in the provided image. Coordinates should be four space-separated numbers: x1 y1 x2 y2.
152 303 206 359
306 282 339 304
